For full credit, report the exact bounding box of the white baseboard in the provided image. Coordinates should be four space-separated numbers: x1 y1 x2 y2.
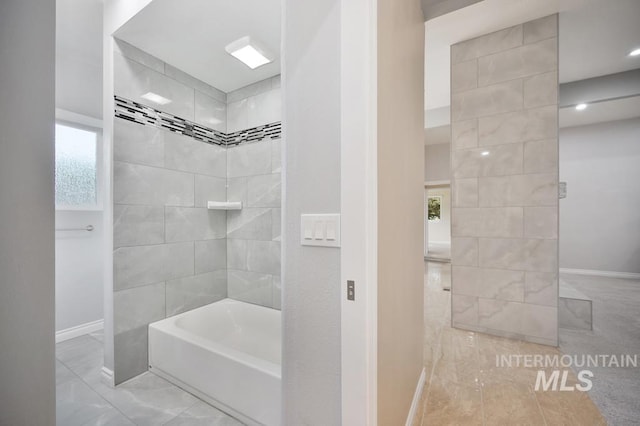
55 319 104 343
405 367 426 426
101 367 115 388
560 268 640 280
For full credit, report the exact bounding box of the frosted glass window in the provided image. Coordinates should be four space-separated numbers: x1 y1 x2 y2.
55 124 98 208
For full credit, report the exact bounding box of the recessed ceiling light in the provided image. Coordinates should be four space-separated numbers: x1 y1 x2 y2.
225 36 273 69
629 48 640 57
481 151 490 156
141 92 172 105
575 103 588 111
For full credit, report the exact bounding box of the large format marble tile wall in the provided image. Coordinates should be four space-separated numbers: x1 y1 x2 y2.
226 78 282 310
450 15 559 346
113 43 229 384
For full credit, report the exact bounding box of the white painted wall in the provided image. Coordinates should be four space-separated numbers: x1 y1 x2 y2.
0 0 56 423
55 211 104 332
56 0 103 119
560 117 640 274
55 0 105 337
427 187 451 243
282 1 342 423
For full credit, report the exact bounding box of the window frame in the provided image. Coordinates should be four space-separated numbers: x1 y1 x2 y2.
54 115 104 212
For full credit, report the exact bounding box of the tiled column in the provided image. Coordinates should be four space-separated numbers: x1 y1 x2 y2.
450 15 559 346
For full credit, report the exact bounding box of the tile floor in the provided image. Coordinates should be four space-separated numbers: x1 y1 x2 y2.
56 331 244 425
414 262 607 426
559 273 640 425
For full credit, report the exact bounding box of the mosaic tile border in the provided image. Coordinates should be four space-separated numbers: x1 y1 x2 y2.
114 95 281 147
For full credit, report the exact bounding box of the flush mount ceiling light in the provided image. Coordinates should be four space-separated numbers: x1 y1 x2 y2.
575 103 588 111
225 36 273 69
629 48 640 57
141 92 172 105
481 151 490 156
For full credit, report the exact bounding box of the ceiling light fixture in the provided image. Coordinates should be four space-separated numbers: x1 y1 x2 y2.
141 92 172 105
575 103 588 111
629 48 640 57
225 36 273 69
481 151 490 156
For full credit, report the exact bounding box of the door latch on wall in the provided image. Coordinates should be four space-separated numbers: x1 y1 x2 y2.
347 280 355 301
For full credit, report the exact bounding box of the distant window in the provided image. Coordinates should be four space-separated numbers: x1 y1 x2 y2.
55 123 101 210
428 196 441 221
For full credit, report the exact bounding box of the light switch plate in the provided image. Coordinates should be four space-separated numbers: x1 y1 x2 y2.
301 214 340 247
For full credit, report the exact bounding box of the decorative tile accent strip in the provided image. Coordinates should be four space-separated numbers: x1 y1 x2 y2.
114 95 281 147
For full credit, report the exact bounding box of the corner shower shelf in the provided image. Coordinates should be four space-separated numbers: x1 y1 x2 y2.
207 201 243 210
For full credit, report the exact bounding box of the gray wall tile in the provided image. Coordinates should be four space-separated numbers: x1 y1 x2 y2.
246 240 281 275
114 54 194 120
195 239 227 274
272 139 282 172
451 79 523 121
114 119 164 167
194 175 226 208
523 14 557 44
114 242 194 291
477 38 557 87
114 39 164 73
451 59 478 94
450 17 558 345
164 132 226 178
114 282 165 334
247 174 281 207
164 63 226 103
166 271 227 317
524 71 558 108
227 208 272 240
227 269 273 307
479 238 558 272
227 142 272 178
226 239 248 270
165 207 226 242
194 91 226 132
451 119 478 150
524 206 558 239
272 275 281 310
478 105 557 146
226 77 273 103
452 207 523 238
114 205 164 248
451 25 523 64
452 143 523 178
114 161 194 207
114 326 148 384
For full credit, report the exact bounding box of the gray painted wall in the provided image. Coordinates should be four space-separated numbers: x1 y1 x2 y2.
0 0 56 423
560 118 640 274
282 0 342 423
425 143 451 182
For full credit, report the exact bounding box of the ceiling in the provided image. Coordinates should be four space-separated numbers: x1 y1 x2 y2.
115 0 281 93
425 0 640 111
560 95 640 128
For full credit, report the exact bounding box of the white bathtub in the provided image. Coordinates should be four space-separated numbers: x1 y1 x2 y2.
148 298 281 426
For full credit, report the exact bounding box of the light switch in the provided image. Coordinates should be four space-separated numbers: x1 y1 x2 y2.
326 222 336 240
304 226 313 239
314 221 325 239
300 214 341 247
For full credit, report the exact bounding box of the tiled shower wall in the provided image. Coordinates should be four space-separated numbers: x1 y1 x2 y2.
112 40 281 384
450 15 559 346
226 80 282 310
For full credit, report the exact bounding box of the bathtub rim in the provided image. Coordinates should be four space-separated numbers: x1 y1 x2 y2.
148 298 281 380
